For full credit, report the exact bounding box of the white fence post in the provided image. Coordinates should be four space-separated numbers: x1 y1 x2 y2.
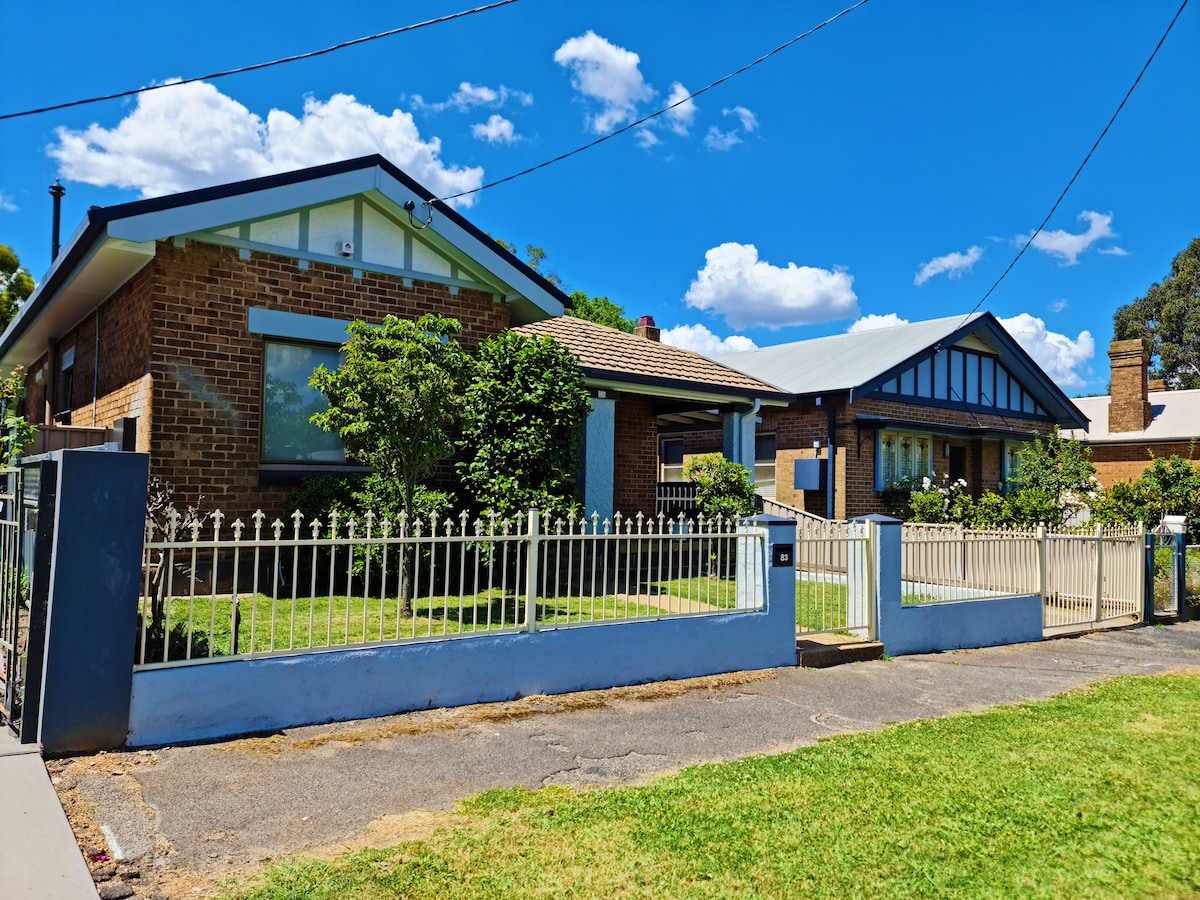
1093 523 1104 623
1037 524 1047 604
525 508 540 633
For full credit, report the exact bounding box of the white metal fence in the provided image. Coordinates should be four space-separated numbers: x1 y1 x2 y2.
795 520 872 636
137 508 766 669
899 522 1145 628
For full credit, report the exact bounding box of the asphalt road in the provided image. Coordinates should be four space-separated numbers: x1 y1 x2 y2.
62 622 1200 893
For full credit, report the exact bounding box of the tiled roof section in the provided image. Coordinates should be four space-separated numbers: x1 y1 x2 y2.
512 316 790 400
1065 389 1200 443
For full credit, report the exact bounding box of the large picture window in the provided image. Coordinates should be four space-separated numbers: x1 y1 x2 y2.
262 341 346 463
878 430 932 489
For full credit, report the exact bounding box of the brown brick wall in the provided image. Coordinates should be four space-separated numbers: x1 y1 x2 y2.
613 394 658 517
145 240 510 515
1089 442 1200 487
23 238 511 518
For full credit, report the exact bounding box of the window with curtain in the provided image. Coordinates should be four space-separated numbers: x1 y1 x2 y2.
878 430 932 488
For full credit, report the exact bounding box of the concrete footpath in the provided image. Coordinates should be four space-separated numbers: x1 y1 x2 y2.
29 622 1200 897
0 729 97 899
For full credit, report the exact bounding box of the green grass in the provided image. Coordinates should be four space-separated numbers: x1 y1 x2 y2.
220 674 1200 899
139 586 720 660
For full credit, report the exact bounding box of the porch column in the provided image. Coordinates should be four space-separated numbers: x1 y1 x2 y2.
722 409 757 481
583 395 616 521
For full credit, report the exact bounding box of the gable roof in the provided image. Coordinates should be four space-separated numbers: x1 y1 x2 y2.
718 312 1087 427
1 155 570 369
512 316 791 406
1065 389 1200 443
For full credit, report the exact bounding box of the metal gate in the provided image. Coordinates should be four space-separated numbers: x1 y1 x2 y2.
1187 544 1199 619
1151 525 1180 618
0 467 25 730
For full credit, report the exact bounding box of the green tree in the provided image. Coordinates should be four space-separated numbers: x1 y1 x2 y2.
682 453 757 523
0 366 35 463
493 238 562 287
1113 236 1200 389
0 245 35 332
567 291 636 333
309 314 471 522
459 331 590 523
1007 428 1097 528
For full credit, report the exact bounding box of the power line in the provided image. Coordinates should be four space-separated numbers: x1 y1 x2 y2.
434 0 872 205
961 0 1189 324
0 1 518 122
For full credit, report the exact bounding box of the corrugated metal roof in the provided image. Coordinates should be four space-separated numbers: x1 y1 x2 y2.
1065 389 1200 443
512 316 790 401
718 313 984 395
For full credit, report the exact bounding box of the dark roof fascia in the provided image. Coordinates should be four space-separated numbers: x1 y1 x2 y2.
854 414 1041 441
1 156 573 363
0 215 108 362
89 155 575 310
850 312 1087 429
579 366 793 404
849 314 991 401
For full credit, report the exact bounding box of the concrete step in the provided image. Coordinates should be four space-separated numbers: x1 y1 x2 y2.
796 633 885 668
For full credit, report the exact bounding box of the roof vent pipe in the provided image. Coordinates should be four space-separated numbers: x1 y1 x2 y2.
49 179 66 262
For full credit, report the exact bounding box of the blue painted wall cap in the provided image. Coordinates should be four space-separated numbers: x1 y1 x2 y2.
853 513 902 524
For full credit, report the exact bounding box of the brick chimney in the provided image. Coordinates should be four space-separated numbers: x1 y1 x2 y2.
1107 339 1152 433
634 315 660 342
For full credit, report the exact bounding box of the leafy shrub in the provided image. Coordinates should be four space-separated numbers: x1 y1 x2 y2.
682 453 757 523
458 332 589 523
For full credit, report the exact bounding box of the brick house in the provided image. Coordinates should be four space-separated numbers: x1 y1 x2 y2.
0 156 571 516
1065 339 1200 486
513 315 790 519
674 313 1089 519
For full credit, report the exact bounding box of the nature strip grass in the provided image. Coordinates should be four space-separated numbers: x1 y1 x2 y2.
221 674 1200 899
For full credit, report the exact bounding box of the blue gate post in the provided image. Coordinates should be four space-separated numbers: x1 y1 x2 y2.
1163 515 1189 622
35 449 149 753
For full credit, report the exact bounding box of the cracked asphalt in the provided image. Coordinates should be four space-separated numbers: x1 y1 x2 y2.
71 622 1200 886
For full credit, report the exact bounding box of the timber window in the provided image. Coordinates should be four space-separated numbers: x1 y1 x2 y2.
878 430 932 489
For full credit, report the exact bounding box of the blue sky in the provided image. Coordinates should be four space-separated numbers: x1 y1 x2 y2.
3 1 1197 395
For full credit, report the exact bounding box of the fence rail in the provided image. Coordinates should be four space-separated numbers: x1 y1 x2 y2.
137 508 765 669
898 522 1145 627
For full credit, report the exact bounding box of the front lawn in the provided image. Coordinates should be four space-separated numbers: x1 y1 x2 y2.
221 674 1200 899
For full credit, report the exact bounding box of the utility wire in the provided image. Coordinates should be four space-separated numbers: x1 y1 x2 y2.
961 0 1188 324
435 0 872 205
0 0 518 121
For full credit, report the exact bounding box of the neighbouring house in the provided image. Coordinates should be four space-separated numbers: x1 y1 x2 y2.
0 156 572 516
512 314 791 519
672 313 1089 519
1064 339 1200 486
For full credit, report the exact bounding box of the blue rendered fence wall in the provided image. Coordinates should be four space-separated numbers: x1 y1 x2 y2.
126 517 798 747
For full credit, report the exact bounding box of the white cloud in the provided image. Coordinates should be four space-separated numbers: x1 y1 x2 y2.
411 82 532 112
554 31 653 133
1021 210 1116 265
49 81 484 206
634 126 661 149
684 242 858 330
847 313 910 333
661 323 758 357
1098 246 1129 256
664 82 697 135
998 313 1095 390
913 245 983 286
704 127 742 151
471 114 518 144
0 193 15 213
723 106 758 133
1049 298 1069 313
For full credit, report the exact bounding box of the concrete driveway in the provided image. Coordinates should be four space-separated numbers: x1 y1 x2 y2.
52 622 1200 898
